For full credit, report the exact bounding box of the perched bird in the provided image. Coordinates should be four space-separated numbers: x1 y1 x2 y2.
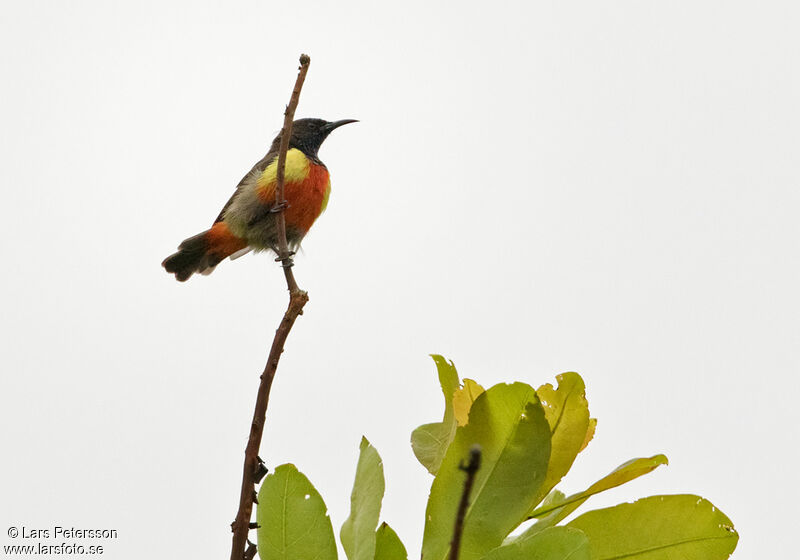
162 118 356 281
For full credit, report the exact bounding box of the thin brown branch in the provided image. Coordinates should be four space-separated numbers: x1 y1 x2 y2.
229 53 312 560
449 445 482 560
273 53 311 295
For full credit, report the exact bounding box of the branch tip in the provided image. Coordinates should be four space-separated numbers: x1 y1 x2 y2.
449 446 483 560
459 445 482 473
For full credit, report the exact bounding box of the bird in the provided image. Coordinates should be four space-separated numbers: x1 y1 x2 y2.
162 118 357 281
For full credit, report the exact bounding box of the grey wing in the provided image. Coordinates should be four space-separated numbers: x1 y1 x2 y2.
214 150 278 223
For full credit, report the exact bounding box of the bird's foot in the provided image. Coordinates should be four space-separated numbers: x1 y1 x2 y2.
274 251 296 268
273 250 296 261
270 200 290 213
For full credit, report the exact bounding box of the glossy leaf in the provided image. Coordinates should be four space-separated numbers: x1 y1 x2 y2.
411 355 460 475
483 527 590 560
567 494 738 559
341 437 386 560
422 383 552 560
256 464 337 560
535 373 591 506
524 454 668 536
453 379 485 426
374 522 408 560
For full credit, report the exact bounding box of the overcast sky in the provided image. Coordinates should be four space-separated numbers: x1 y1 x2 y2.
1 1 797 559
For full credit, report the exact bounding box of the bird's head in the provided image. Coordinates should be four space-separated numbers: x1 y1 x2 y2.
277 118 358 159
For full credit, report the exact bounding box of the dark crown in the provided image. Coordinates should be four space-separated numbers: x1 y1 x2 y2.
269 118 357 159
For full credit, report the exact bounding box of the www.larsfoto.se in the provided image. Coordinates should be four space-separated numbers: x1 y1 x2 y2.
4 543 105 555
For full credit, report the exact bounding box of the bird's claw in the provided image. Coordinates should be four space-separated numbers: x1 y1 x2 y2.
270 200 289 213
273 251 296 262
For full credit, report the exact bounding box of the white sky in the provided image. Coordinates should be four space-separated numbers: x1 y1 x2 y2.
1 1 797 558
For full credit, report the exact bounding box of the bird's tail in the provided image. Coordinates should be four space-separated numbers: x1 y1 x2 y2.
162 222 248 282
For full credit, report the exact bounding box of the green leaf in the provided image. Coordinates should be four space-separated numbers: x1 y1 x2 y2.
341 437 386 560
534 489 567 516
256 464 337 560
410 422 454 477
523 455 668 536
482 527 590 560
422 383 552 560
535 373 591 506
411 355 460 475
374 522 408 560
567 494 738 559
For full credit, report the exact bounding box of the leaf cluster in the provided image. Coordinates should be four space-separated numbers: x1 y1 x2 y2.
256 356 738 559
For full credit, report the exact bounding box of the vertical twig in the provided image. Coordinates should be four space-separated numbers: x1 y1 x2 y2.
273 54 311 294
229 53 311 560
449 445 482 560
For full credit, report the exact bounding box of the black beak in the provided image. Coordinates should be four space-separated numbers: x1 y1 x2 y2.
322 119 358 133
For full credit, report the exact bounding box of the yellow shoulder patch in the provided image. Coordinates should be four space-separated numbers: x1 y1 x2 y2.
257 148 310 188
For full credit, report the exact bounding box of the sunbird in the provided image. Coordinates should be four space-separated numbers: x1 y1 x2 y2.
163 118 356 281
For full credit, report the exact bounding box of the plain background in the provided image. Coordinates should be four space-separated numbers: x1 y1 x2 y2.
1 1 797 558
